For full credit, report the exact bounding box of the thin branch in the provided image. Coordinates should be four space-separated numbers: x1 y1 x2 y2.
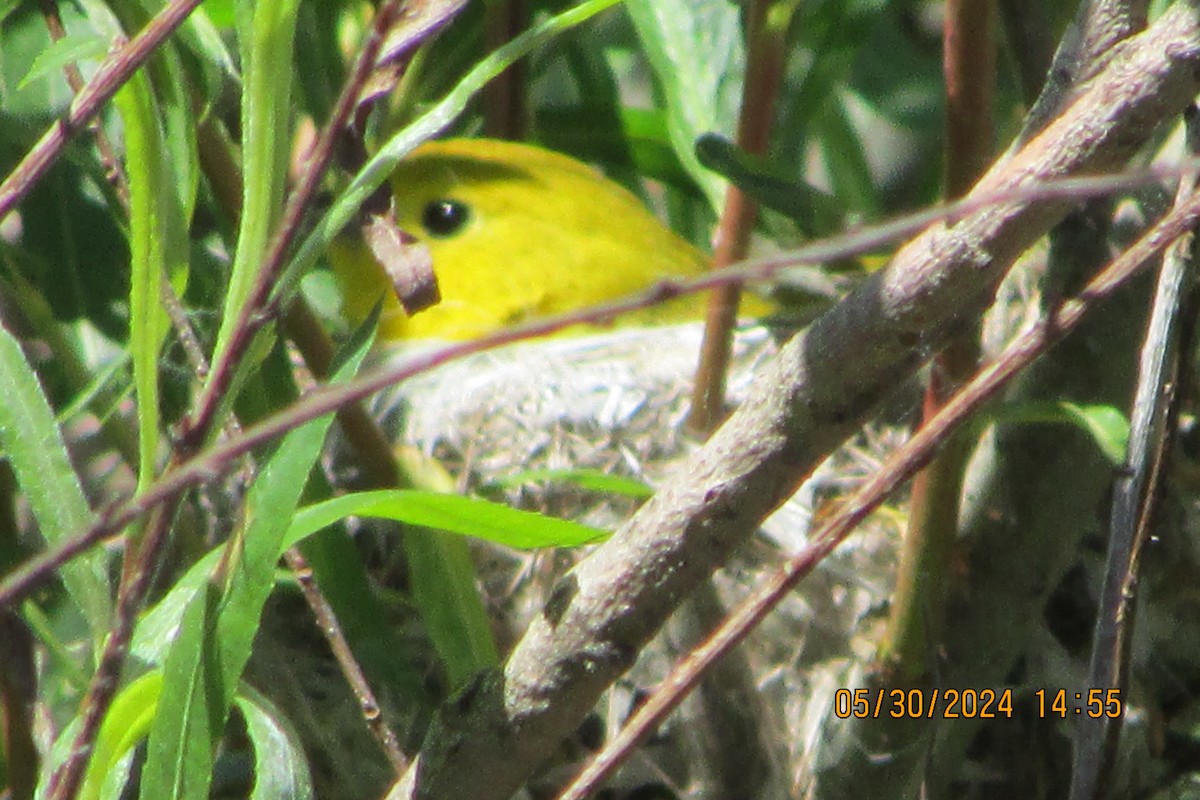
1069 103 1200 800
687 0 790 435
281 547 408 774
0 0 205 222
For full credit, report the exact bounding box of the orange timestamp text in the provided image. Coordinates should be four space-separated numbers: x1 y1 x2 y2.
1034 688 1123 718
833 688 1014 719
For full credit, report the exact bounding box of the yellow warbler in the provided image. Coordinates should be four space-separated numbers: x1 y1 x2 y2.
329 138 767 341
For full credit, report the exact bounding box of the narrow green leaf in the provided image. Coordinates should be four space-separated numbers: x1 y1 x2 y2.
235 687 314 800
78 671 163 800
17 31 107 90
131 487 607 670
209 0 301 373
1058 402 1130 466
624 0 743 211
0 326 109 637
291 488 605 687
140 332 370 800
292 491 608 549
491 467 654 499
138 585 220 800
113 70 169 488
987 401 1131 466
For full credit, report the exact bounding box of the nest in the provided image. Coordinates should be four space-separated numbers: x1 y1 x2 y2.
275 322 905 798
378 323 902 796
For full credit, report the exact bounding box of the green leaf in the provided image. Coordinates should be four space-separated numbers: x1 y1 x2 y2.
491 467 654 499
1057 402 1130 466
293 488 605 687
17 31 108 91
209 0 302 376
0 325 109 639
139 326 370 800
79 671 163 800
987 401 1131 466
131 487 606 673
292 490 609 549
114 69 170 488
235 687 314 800
624 0 743 211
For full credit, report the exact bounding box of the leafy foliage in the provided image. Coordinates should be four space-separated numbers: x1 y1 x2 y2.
3 2 1197 800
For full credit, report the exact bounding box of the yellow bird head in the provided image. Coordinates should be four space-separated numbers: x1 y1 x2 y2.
329 138 764 341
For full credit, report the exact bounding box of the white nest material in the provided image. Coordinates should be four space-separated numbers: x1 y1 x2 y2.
375 323 772 476
354 322 902 796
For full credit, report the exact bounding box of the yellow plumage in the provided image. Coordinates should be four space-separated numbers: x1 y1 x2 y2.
329 138 765 341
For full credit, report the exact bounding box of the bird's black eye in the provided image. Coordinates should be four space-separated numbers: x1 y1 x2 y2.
421 199 471 237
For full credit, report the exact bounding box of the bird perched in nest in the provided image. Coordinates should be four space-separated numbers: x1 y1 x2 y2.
317 137 896 799
326 136 776 496
327 136 771 343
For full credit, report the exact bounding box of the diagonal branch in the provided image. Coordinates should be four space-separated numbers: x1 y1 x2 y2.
0 0 204 222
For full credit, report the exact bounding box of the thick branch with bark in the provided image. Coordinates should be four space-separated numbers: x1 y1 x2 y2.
387 4 1200 798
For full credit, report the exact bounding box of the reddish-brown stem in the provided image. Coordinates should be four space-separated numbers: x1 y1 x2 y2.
944 0 997 198
687 0 789 435
483 0 528 140
883 0 995 678
0 0 204 222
